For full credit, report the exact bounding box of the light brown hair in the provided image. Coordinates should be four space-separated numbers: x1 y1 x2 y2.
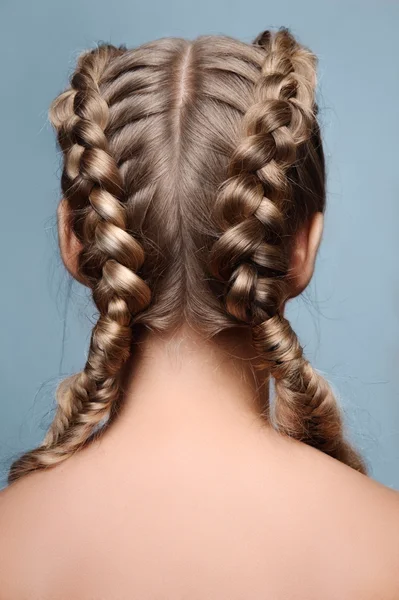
8 28 367 483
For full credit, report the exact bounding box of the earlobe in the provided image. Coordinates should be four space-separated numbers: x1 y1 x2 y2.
307 211 324 268
287 211 324 298
57 198 86 285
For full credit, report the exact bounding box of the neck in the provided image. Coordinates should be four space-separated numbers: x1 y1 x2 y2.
101 324 271 444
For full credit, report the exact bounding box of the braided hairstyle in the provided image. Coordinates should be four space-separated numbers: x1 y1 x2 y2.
8 28 367 483
8 44 152 480
208 30 367 473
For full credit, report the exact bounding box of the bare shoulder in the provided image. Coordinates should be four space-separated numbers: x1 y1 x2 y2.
0 439 398 600
0 467 70 600
286 436 399 536
0 478 33 599
281 437 399 597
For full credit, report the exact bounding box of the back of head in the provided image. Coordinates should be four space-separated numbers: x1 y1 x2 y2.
8 28 367 483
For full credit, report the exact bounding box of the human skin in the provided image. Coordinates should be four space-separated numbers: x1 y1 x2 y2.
0 208 399 599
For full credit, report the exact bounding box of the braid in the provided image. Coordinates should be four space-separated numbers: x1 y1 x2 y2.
209 29 367 474
8 44 151 482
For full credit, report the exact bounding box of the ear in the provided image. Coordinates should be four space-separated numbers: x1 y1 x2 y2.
286 211 324 299
57 198 87 286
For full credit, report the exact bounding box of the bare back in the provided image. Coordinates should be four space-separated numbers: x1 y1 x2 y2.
1 418 399 600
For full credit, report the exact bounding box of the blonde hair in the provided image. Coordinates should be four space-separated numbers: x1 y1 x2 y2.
8 28 367 483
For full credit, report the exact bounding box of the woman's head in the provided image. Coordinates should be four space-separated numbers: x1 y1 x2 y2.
8 28 367 483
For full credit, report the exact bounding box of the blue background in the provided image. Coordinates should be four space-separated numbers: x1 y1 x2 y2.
1 0 398 489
